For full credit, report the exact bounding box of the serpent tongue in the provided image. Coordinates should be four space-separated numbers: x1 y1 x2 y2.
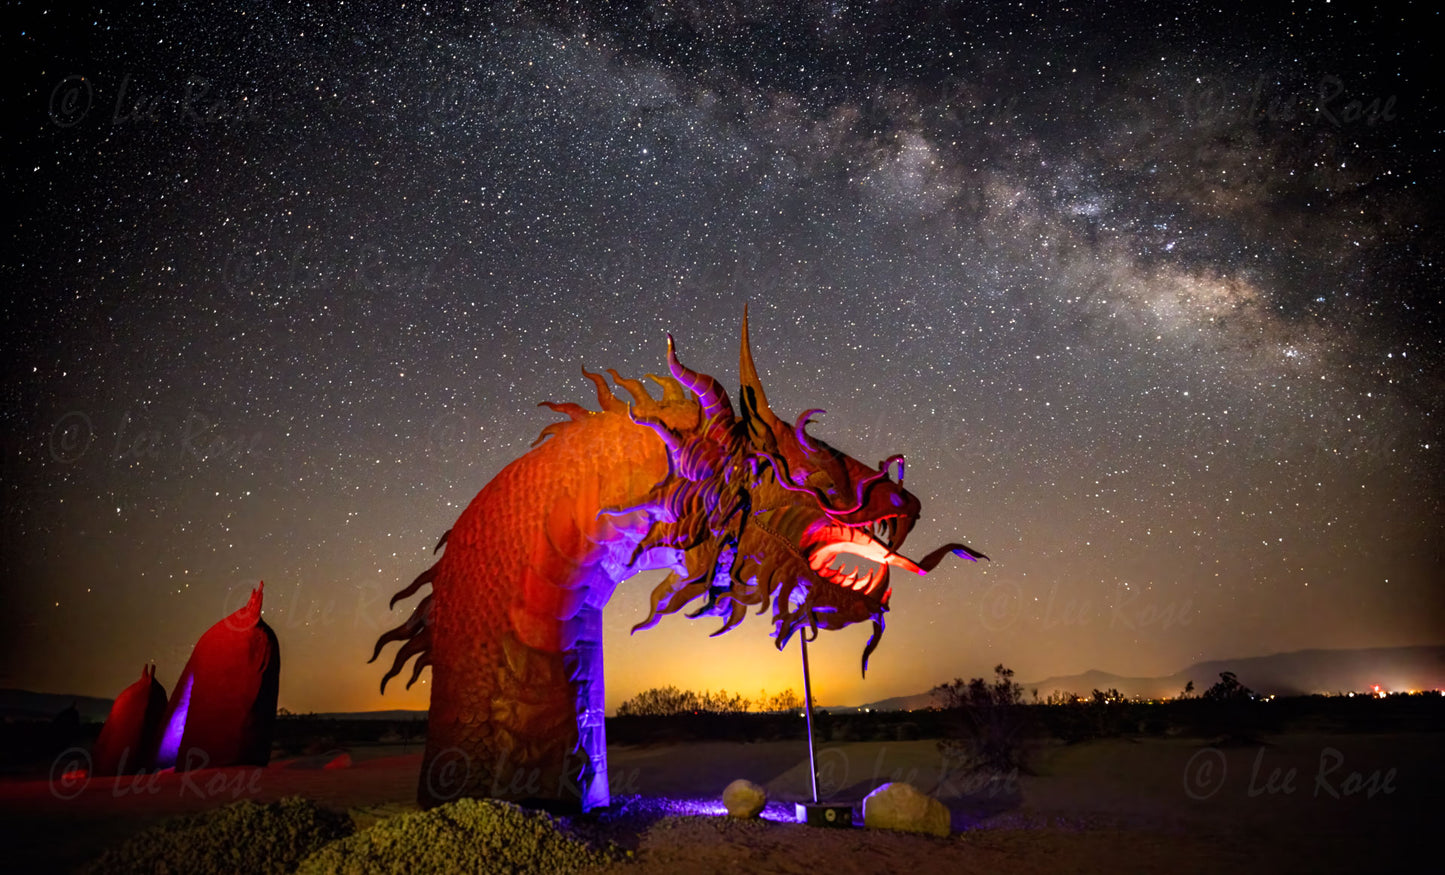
807 534 924 576
805 524 990 577
909 542 991 573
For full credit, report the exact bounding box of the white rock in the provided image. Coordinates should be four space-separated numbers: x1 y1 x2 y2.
722 778 767 818
862 782 950 837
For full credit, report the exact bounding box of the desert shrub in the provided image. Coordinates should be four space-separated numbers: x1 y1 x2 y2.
296 796 622 875
1202 671 1256 703
701 689 753 713
1188 671 1267 737
762 688 804 712
1033 688 1139 742
615 686 755 716
933 664 1032 773
1040 694 1095 743
83 796 353 875
615 685 817 717
616 685 700 716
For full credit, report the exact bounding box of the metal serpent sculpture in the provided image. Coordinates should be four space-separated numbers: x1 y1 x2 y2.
373 311 986 811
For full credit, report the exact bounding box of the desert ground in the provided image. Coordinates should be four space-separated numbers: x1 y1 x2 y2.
1 731 1433 873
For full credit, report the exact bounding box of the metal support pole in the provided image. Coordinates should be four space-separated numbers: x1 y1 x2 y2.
801 633 819 804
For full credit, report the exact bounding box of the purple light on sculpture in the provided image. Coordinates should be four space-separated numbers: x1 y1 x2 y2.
371 315 985 812
154 672 193 769
153 582 280 771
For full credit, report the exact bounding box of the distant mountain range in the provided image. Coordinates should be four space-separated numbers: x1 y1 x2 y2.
0 689 115 722
0 690 431 723
853 646 1445 710
7 646 1443 721
303 709 427 721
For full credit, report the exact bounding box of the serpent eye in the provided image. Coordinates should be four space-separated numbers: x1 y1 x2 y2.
805 470 835 492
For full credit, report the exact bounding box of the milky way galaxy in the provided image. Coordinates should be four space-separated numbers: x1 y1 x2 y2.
4 2 1440 712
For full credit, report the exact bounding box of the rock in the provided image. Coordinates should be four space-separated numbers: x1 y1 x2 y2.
285 749 352 770
323 752 353 769
722 779 767 818
862 782 950 837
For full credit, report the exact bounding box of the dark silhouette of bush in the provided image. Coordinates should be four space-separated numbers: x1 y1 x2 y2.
615 686 757 716
1179 671 1268 738
1203 671 1256 702
933 664 1031 773
616 685 701 717
1033 688 1137 742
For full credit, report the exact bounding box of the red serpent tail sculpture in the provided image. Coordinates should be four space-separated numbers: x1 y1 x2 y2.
372 311 986 811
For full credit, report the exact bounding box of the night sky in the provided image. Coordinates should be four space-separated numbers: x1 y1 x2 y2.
4 2 1440 715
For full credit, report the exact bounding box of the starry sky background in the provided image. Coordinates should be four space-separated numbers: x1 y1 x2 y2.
4 1 1441 714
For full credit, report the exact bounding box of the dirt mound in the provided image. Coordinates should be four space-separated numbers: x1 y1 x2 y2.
82 796 354 875
296 796 623 874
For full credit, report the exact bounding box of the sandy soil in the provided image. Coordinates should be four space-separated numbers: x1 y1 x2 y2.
2 732 1433 873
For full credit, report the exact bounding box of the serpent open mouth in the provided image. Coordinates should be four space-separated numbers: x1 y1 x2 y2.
802 518 929 605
